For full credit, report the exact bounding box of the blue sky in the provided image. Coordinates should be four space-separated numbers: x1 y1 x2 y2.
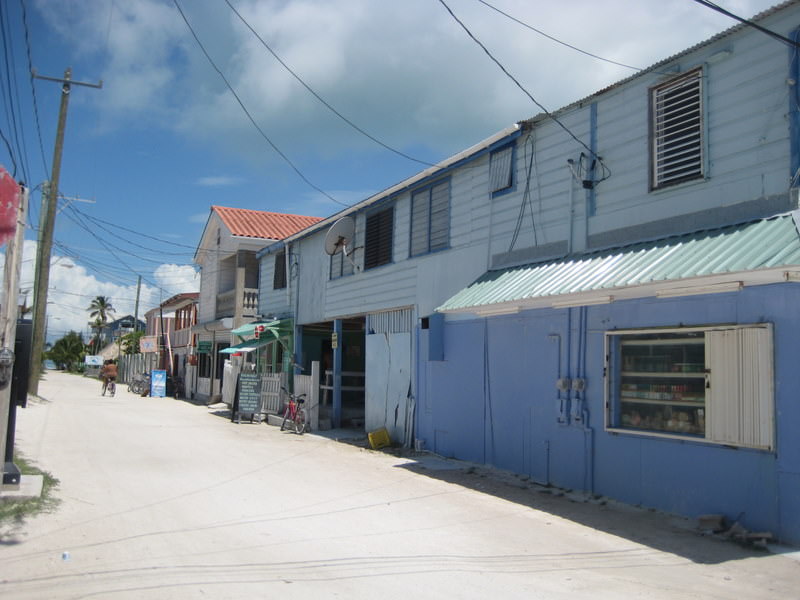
0 0 779 340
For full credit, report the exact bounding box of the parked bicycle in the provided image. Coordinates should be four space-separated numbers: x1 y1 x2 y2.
128 371 150 396
280 387 307 434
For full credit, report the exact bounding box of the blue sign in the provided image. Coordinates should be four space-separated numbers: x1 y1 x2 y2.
150 370 167 398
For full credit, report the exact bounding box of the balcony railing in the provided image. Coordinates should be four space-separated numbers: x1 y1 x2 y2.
215 288 259 320
171 328 193 349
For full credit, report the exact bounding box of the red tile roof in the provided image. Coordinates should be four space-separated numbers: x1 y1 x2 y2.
213 205 323 240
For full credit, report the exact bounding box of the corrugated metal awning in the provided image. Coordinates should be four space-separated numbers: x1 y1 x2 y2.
219 337 272 354
438 212 800 315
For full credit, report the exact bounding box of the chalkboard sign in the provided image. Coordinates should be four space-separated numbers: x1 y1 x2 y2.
235 373 262 423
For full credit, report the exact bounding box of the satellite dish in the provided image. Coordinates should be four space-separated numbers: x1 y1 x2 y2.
324 217 355 256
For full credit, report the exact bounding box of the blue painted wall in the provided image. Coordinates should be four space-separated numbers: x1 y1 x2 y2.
420 283 800 544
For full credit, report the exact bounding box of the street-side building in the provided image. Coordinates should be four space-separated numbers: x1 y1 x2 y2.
423 1 800 545
97 315 144 351
144 292 198 386
257 123 521 437
259 1 800 543
190 206 322 403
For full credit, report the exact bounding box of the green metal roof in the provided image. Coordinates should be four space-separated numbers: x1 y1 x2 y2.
438 213 800 314
231 319 292 338
219 337 272 354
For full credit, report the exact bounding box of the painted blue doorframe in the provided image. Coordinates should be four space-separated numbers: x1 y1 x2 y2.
419 283 800 544
333 318 342 428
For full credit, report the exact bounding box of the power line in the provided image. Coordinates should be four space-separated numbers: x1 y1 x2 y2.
70 206 199 250
0 127 17 176
0 1 29 183
224 0 436 168
689 0 800 49
19 0 50 175
172 0 349 208
476 0 641 71
436 0 610 183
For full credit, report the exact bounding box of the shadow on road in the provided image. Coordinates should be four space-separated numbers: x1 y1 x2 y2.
386 451 773 566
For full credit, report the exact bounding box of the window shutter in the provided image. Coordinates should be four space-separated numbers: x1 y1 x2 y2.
429 181 450 251
651 69 703 188
365 207 393 270
489 145 514 193
273 251 286 289
410 191 428 257
705 326 773 450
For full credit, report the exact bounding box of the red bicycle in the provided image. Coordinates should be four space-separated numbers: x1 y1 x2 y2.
280 387 307 434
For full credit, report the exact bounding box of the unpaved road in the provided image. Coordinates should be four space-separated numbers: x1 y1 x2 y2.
0 371 797 599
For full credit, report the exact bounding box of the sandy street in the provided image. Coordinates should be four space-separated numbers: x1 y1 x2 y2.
0 370 797 599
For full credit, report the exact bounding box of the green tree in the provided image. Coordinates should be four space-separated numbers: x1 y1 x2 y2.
87 295 115 323
87 296 115 354
45 331 87 372
120 330 144 355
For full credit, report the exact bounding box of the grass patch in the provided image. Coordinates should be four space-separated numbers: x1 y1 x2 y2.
0 453 60 528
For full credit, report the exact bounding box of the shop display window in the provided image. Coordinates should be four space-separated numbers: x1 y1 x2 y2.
605 324 774 450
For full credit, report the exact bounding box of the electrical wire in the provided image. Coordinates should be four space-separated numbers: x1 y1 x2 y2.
70 207 199 250
0 126 17 176
689 0 800 49
224 0 436 168
20 0 49 175
437 0 611 185
173 0 349 208
0 1 29 184
508 133 538 253
476 0 642 71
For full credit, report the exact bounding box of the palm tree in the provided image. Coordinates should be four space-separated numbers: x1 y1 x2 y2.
87 296 115 353
88 295 115 323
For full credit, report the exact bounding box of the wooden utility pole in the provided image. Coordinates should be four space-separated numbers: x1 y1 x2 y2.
134 275 142 332
28 68 101 397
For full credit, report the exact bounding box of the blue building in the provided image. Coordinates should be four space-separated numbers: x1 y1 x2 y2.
422 2 800 544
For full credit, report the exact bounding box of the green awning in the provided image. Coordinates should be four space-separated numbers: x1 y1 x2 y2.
438 212 800 315
219 337 273 354
231 319 292 338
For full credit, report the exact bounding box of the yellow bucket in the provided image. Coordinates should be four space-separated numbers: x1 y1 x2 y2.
368 427 391 450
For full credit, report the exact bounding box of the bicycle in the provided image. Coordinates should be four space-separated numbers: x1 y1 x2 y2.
128 372 150 396
102 377 116 396
280 387 307 434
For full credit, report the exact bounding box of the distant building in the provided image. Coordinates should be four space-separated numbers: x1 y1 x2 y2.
189 206 322 403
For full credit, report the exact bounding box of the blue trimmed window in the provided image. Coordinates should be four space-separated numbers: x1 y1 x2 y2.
489 144 514 196
330 233 355 279
410 179 450 257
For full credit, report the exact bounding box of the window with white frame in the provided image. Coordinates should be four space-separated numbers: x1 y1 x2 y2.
489 144 514 195
273 251 286 289
410 180 450 257
364 205 393 270
605 324 774 450
650 68 704 190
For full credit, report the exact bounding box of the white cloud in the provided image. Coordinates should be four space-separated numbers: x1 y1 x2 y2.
153 264 200 297
195 176 244 187
35 0 781 162
1 241 199 343
189 212 210 224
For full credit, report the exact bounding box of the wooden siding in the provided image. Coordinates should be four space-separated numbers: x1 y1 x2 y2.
270 2 800 326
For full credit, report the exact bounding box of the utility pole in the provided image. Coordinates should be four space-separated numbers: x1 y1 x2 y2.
133 275 142 332
0 184 28 483
28 68 102 397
